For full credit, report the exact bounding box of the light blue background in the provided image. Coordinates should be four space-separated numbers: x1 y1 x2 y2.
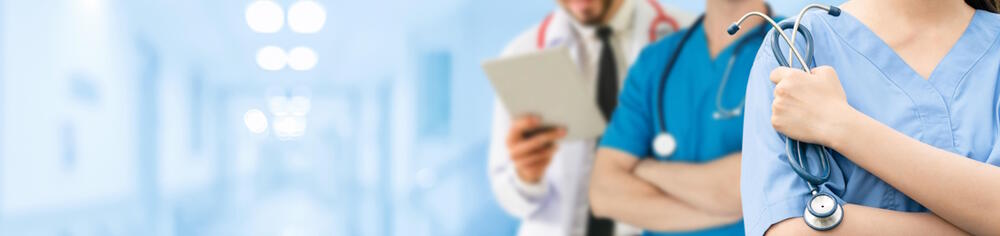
0 0 841 235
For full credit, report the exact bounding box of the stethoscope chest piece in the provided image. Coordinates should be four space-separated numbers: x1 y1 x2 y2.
803 193 844 231
652 133 677 158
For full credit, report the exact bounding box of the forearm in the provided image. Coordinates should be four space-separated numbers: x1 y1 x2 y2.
829 110 1000 234
634 153 742 216
590 148 741 231
767 204 967 235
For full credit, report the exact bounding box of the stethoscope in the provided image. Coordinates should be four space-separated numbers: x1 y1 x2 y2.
650 11 770 159
729 4 844 231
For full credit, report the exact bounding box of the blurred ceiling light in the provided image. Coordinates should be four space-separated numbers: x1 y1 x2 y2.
268 96 290 116
244 109 269 134
289 96 312 116
246 0 285 33
256 46 288 71
287 47 318 71
273 116 307 139
287 1 326 34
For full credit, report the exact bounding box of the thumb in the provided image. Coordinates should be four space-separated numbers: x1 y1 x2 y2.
811 66 840 82
769 67 800 84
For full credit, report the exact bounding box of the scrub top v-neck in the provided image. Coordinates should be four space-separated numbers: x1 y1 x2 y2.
740 10 1000 236
600 17 774 236
601 20 767 162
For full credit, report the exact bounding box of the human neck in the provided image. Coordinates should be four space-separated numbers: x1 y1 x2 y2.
842 0 976 79
704 0 767 58
600 0 626 25
843 0 973 26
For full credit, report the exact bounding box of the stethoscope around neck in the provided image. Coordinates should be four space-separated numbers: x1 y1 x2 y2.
729 4 845 231
650 13 769 160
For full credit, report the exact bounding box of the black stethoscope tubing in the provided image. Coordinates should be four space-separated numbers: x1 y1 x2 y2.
768 21 836 191
654 12 771 145
768 17 843 230
728 5 843 231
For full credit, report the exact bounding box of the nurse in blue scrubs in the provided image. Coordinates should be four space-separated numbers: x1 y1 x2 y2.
742 0 1000 235
588 0 776 235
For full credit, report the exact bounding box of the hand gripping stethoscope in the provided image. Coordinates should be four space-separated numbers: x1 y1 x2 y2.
650 9 771 159
729 4 845 231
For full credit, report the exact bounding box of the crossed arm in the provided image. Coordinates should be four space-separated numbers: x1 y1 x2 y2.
589 148 742 231
764 67 1000 235
633 152 743 216
769 204 966 235
769 109 999 235
751 126 973 236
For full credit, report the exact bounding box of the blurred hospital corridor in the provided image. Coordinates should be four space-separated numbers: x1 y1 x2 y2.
0 0 844 235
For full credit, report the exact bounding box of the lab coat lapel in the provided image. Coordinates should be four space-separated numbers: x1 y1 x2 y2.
541 10 582 68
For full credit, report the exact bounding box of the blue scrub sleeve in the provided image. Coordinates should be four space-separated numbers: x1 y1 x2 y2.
739 30 846 236
599 44 664 158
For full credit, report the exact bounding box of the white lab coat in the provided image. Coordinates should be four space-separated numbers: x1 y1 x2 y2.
487 1 694 235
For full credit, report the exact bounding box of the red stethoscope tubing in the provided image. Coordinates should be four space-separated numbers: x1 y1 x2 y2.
536 0 679 49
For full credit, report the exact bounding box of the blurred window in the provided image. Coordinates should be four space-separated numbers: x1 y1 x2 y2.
416 50 452 138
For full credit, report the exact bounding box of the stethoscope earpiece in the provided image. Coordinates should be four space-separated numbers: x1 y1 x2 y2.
827 6 842 16
726 24 740 35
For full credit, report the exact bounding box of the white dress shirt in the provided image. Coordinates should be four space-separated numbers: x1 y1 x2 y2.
487 1 694 235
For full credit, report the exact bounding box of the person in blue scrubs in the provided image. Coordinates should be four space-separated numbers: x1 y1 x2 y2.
742 0 1000 235
588 0 775 235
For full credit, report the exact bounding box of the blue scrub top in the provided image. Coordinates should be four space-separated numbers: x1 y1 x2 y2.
599 18 771 235
741 10 1000 236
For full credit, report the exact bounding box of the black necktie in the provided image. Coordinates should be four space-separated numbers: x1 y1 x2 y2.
587 26 616 236
595 26 619 122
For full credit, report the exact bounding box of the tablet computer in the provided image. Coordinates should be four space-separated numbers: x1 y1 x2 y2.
482 47 606 140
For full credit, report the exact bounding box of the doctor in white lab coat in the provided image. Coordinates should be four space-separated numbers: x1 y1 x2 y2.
487 0 693 235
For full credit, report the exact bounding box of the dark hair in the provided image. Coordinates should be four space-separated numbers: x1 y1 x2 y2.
967 0 1000 13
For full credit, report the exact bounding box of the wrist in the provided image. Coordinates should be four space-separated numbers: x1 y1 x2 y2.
516 168 541 184
824 105 865 150
512 169 548 198
635 159 683 183
634 159 659 180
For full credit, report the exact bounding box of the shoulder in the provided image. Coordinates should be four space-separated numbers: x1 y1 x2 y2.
633 0 697 26
633 27 687 68
771 11 839 39
500 23 543 58
633 0 697 39
762 12 840 55
623 28 687 87
974 10 1000 36
977 9 1000 22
